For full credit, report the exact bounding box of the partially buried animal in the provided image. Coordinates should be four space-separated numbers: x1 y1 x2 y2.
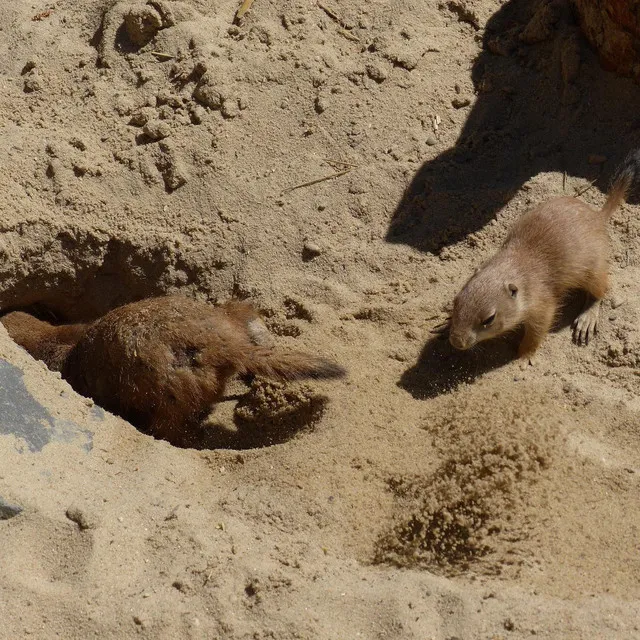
445 149 639 363
1 295 346 444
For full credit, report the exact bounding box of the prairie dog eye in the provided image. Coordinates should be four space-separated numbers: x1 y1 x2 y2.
481 313 496 328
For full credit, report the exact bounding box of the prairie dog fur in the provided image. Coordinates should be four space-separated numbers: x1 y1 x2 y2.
58 296 345 444
1 311 88 372
449 149 639 361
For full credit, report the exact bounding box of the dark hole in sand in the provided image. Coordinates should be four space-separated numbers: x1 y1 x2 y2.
0 226 328 451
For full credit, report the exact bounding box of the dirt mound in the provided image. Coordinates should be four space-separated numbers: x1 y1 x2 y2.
377 388 558 574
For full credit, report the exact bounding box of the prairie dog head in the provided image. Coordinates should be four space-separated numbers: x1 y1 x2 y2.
449 266 525 351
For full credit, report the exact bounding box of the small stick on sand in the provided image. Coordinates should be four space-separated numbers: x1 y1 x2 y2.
574 178 597 198
338 29 360 43
234 0 255 23
149 51 174 59
317 1 357 39
282 169 351 194
317 2 340 21
324 158 359 168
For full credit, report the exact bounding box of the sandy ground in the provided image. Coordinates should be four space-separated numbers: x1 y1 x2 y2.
0 0 639 638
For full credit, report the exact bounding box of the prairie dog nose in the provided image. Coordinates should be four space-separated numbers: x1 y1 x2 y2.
449 333 470 350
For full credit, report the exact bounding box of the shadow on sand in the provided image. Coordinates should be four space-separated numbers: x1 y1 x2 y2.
387 0 640 253
400 291 587 400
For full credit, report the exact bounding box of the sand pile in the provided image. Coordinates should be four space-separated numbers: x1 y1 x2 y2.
377 389 558 574
0 0 638 638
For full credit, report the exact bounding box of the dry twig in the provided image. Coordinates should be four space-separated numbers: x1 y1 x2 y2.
324 158 359 168
574 178 597 198
283 169 351 194
234 0 255 23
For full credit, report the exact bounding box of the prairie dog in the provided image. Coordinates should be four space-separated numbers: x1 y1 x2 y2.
449 150 639 361
1 311 88 372
58 296 345 444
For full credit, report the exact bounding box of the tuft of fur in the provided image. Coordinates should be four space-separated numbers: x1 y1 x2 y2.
601 148 640 218
235 347 346 381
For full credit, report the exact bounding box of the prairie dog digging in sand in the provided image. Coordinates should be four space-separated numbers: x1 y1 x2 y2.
57 295 346 444
448 149 640 364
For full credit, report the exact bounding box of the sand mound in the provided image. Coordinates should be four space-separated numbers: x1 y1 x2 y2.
377 388 558 574
0 0 639 636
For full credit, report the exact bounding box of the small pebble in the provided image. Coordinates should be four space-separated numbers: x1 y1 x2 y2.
142 120 171 140
314 96 327 114
193 79 225 109
221 99 240 119
132 615 146 629
189 104 206 124
302 240 322 261
451 96 471 109
365 64 388 83
0 498 23 520
611 296 625 309
129 111 150 127
426 135 437 146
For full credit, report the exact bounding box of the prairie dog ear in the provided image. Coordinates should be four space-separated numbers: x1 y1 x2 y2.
506 283 518 297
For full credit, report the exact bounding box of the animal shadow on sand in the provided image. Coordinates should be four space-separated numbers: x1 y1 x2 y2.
167 381 330 450
400 292 587 400
387 0 640 253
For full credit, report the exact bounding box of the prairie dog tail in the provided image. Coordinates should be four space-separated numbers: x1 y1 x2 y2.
601 148 640 219
236 346 346 382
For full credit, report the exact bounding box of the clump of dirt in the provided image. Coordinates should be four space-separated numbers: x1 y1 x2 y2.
376 387 560 574
233 379 328 447
376 439 551 572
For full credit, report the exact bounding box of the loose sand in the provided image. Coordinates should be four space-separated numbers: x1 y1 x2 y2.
0 0 638 638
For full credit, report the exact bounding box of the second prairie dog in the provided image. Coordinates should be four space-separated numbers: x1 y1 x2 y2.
59 295 346 444
448 150 639 362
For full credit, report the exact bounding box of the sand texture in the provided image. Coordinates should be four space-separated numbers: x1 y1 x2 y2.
0 0 639 638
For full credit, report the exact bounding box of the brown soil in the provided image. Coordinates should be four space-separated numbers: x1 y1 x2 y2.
0 0 638 638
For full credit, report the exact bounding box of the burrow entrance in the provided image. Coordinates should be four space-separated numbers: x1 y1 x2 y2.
0 221 330 450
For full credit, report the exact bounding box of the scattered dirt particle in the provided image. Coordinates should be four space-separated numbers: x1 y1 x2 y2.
366 64 388 83
452 96 471 109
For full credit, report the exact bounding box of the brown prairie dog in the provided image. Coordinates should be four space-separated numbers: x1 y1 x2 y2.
1 311 88 372
449 149 639 362
57 295 345 444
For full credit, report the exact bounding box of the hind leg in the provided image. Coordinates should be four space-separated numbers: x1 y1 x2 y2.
573 270 609 346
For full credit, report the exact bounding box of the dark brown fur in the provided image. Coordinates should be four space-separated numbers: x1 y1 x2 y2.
56 296 346 443
1 311 88 371
449 150 639 360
